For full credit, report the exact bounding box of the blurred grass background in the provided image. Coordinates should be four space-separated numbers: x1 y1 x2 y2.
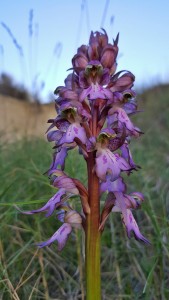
0 84 169 299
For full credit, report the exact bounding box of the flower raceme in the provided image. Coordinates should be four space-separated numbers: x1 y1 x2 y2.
20 29 150 249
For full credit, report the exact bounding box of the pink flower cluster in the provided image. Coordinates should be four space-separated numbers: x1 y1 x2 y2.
21 30 149 249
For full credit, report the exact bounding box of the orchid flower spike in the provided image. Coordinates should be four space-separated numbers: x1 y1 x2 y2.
19 29 149 254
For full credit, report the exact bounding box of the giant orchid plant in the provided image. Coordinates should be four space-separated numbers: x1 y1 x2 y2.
21 30 149 299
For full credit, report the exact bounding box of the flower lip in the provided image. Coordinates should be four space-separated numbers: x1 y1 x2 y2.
95 148 132 181
123 210 150 244
37 223 72 251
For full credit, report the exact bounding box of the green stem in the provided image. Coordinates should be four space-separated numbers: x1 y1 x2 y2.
85 104 101 300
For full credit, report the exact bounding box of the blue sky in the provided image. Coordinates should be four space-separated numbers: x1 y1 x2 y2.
0 0 169 101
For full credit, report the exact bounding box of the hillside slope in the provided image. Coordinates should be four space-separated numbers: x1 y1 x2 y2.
0 95 55 140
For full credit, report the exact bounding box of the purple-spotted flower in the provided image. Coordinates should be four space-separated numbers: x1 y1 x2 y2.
20 29 149 256
79 60 113 101
18 171 80 217
95 149 131 181
95 128 132 181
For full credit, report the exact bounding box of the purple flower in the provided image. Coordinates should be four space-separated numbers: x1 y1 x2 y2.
38 207 83 251
72 52 89 73
79 61 113 101
19 171 81 217
112 192 149 243
49 148 68 171
120 141 140 170
95 148 131 181
98 127 126 152
18 188 66 217
100 176 126 194
100 191 149 243
100 44 118 73
50 170 90 214
59 122 87 145
108 107 142 137
112 192 142 212
20 29 149 252
47 130 63 143
50 170 80 195
122 209 150 244
47 108 88 150
38 223 72 250
108 71 135 92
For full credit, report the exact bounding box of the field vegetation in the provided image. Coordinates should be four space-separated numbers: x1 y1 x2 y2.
0 84 169 299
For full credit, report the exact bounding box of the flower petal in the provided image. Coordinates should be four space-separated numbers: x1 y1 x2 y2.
49 148 68 171
101 44 118 69
96 149 131 181
19 188 66 217
114 153 132 172
109 72 135 92
100 176 126 194
95 148 119 181
52 175 79 195
60 123 87 145
72 53 88 71
47 130 63 143
38 223 72 251
122 210 150 244
120 141 139 169
108 107 141 137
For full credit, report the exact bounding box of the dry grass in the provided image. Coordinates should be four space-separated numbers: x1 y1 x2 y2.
0 95 55 141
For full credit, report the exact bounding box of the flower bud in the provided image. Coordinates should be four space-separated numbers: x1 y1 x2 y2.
72 53 88 71
101 45 118 69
